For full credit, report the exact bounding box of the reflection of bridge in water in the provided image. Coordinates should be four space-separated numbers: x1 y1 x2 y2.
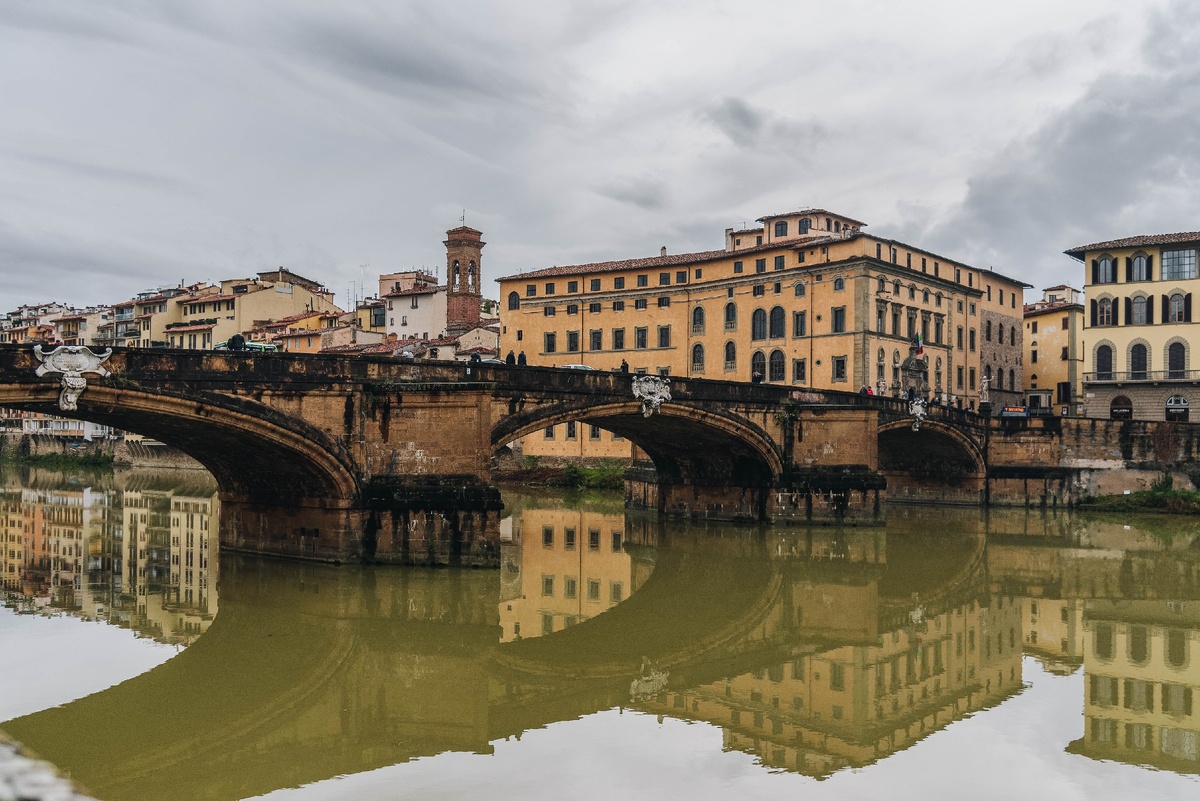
5 509 1200 798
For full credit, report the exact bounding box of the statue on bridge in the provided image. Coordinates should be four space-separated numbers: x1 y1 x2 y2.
632 374 671 417
33 344 113 412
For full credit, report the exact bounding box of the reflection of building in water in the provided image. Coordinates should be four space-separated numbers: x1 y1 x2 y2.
1021 598 1085 674
1070 600 1200 771
640 592 1023 778
498 505 640 642
1 475 219 646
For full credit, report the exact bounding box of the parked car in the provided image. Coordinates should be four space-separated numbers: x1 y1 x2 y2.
560 364 596 371
214 340 279 352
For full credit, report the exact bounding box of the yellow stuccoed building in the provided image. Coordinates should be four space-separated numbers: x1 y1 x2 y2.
497 208 1028 460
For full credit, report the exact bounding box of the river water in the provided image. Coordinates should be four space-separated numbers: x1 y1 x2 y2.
1 466 1198 801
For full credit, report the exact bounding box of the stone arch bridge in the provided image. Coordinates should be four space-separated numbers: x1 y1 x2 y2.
1 345 1195 564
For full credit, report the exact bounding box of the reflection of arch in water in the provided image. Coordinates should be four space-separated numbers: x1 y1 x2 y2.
4 527 992 801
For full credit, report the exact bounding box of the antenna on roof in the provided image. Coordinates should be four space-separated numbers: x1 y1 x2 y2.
461 209 466 226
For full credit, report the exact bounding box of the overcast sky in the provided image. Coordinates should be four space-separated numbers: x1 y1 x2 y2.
2 0 1198 311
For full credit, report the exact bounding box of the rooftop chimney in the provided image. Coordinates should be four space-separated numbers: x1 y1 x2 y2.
660 246 667 257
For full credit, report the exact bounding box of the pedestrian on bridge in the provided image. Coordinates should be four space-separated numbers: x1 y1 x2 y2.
517 351 527 365
505 350 516 365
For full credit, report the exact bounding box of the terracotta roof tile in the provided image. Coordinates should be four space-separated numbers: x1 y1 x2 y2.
1065 232 1200 260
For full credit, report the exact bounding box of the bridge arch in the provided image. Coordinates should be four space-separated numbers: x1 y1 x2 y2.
0 382 359 504
492 400 784 485
877 418 985 502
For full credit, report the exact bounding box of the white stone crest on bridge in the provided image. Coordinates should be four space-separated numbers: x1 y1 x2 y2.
632 374 671 417
33 345 113 411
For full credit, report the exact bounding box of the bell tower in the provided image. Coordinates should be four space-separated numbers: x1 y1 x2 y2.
444 225 484 335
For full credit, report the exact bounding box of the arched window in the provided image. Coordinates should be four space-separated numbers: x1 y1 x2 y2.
1169 341 1186 379
724 341 736 370
468 261 477 291
877 347 885 382
1110 395 1133 420
752 309 767 340
751 350 766 378
892 349 901 386
795 282 806 297
769 350 785 382
507 291 520 310
922 290 929 303
1132 296 1147 324
1130 344 1148 380
798 218 811 234
1097 256 1115 283
985 320 992 341
774 220 788 237
691 343 705 372
1132 253 1150 281
1170 293 1186 322
1096 344 1114 380
692 306 705 334
452 260 461 290
1167 395 1190 422
724 302 737 330
878 277 886 293
769 306 785 338
996 368 1003 390
833 277 845 291
1097 298 1113 326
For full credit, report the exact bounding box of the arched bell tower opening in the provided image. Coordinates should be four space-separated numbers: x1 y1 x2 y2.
445 225 484 335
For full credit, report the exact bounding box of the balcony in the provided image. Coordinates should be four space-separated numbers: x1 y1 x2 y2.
1085 369 1199 383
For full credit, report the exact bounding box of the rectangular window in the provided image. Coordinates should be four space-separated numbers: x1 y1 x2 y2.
832 307 846 333
542 525 554 546
611 531 622 551
565 421 577 440
637 275 648 287
635 327 647 349
1162 249 1197 280
969 368 976 390
832 355 847 381
563 527 576 549
588 529 601 550
657 326 671 348
635 298 647 310
567 331 579 352
589 329 602 350
793 311 806 337
544 332 557 353
614 277 625 289
1031 350 1038 364
733 260 743 274
612 328 625 349
659 272 670 285
544 306 555 317
676 270 686 284
755 258 766 274
587 579 600 600
589 278 601 292
542 575 554 596
657 296 670 307
564 576 577 599
545 282 556 295
589 302 601 313
774 255 785 271
969 329 976 351
612 300 625 311
793 358 807 383
590 424 602 440
567 281 578 293
526 284 537 297
957 366 964 390
753 284 765 297
566 303 578 315
1031 320 1038 334
610 582 624 603
830 663 845 691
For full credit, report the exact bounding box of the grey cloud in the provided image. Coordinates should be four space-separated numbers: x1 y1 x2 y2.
0 1 139 46
702 97 827 152
704 98 763 147
2 149 189 192
920 13 1200 287
595 177 667 210
0 219 188 308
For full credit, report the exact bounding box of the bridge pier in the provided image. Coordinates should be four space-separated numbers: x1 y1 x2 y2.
624 465 886 525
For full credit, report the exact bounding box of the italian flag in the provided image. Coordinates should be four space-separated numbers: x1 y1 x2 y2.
915 333 924 355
